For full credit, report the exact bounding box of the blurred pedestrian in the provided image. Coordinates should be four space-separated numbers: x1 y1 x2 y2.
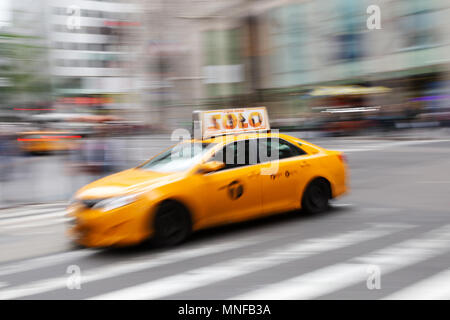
82 127 118 180
0 130 15 182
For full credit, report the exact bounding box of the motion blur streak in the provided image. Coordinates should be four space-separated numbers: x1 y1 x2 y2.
233 225 450 300
1 0 450 300
383 269 450 300
90 224 412 300
0 250 94 277
2 0 450 205
0 235 273 299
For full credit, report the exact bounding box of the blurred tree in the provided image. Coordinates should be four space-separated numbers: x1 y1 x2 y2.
0 32 51 112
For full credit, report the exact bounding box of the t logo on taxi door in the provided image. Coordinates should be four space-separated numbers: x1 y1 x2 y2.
228 180 244 200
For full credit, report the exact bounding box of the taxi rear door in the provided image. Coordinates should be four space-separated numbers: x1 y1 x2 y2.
258 137 311 214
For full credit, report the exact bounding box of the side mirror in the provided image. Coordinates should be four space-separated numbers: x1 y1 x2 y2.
197 161 225 174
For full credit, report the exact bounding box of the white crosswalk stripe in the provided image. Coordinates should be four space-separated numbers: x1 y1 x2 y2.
0 206 68 231
232 224 450 300
0 250 96 277
2 218 69 230
0 208 63 220
383 269 450 300
0 202 67 214
0 233 281 299
1 215 450 300
89 223 411 300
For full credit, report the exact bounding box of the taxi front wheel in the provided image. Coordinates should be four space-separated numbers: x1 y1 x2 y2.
301 179 331 214
152 201 192 247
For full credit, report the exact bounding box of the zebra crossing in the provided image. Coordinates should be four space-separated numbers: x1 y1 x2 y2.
0 204 449 300
0 203 69 232
383 269 450 300
233 224 450 300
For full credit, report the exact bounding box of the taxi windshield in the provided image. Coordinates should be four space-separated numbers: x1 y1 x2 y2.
139 142 216 172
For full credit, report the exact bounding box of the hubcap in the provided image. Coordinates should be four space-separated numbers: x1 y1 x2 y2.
310 185 326 209
159 209 183 239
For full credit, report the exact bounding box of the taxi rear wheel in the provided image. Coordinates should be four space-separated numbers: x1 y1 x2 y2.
153 201 192 247
302 179 331 214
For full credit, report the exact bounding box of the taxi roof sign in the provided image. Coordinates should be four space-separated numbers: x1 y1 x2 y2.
193 107 270 139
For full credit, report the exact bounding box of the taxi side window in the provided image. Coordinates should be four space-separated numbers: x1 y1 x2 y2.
211 140 253 170
257 138 306 162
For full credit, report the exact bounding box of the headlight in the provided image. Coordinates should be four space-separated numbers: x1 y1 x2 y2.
92 194 139 212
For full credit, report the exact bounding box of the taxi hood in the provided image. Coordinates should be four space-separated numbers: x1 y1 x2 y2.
75 168 184 199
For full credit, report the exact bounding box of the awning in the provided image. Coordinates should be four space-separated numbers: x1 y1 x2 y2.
308 86 391 97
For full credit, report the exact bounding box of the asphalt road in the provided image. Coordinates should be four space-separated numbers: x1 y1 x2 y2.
0 136 450 299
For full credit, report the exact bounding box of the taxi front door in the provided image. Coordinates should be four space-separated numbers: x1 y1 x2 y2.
200 140 263 225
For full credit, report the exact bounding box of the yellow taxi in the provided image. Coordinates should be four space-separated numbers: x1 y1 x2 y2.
67 108 348 247
17 131 80 154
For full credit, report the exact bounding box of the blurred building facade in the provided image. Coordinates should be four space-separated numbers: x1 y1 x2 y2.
2 0 450 128
149 0 450 127
46 0 143 118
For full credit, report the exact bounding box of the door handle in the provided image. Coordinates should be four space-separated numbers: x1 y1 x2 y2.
247 171 260 178
300 160 310 167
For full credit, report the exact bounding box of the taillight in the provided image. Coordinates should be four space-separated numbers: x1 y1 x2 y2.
338 153 347 163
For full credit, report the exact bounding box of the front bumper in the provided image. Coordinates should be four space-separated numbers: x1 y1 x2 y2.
67 199 155 248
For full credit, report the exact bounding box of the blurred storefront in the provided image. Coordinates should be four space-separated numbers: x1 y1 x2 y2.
170 0 450 131
3 0 450 131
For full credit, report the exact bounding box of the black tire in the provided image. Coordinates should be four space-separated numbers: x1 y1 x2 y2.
153 201 192 247
301 179 331 214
